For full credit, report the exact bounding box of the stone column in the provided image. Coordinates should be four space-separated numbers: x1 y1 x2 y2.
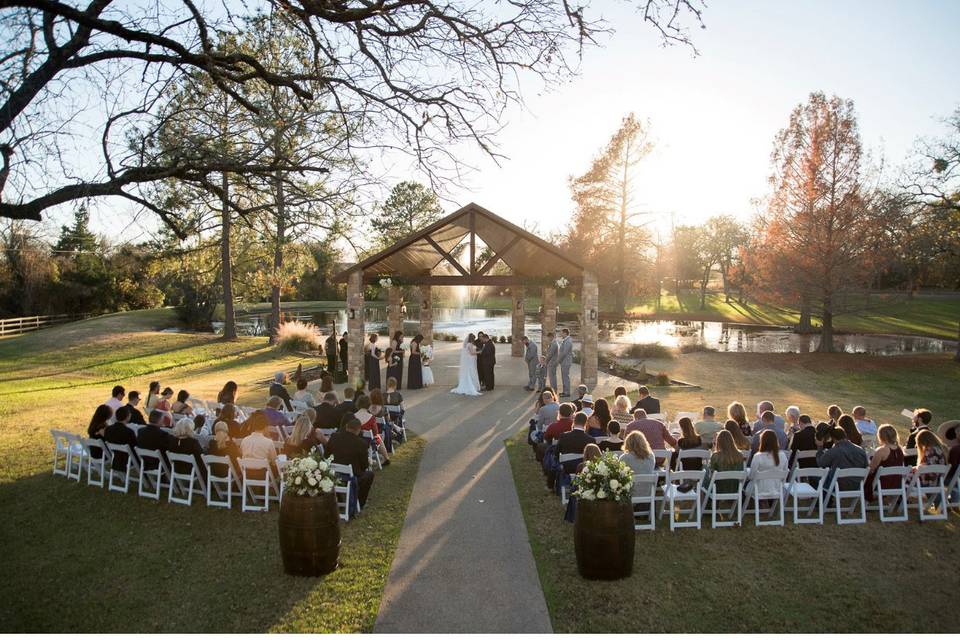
541 285 557 355
581 271 599 387
387 285 403 338
511 286 525 357
347 270 365 386
419 284 433 345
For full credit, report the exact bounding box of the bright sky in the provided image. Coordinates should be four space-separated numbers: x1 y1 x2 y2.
63 0 960 246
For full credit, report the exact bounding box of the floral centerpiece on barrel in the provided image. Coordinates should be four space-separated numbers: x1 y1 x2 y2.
277 447 342 576
571 452 635 580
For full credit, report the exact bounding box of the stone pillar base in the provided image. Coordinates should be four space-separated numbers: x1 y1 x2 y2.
511 286 525 357
541 286 557 356
419 285 433 346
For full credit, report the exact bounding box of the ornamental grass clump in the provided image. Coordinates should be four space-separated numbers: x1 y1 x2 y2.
281 447 340 497
276 320 321 353
572 452 634 502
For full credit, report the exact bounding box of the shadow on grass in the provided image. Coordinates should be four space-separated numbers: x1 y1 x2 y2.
0 435 425 633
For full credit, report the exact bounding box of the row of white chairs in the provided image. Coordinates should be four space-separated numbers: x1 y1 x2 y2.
50 429 356 520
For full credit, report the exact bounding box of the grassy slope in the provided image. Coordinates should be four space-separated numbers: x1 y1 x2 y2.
0 311 423 632
506 350 960 633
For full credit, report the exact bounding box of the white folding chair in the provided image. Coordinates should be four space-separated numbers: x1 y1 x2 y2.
291 400 309 412
661 469 705 531
385 404 406 443
203 454 240 509
874 466 910 522
65 433 85 481
50 429 72 477
275 457 289 502
784 467 827 525
558 453 583 505
825 467 868 525
81 438 112 488
331 462 355 521
239 458 275 512
166 452 207 506
651 448 672 510
908 464 949 521
701 470 746 528
631 473 658 531
745 468 787 526
676 449 711 471
363 431 383 470
106 442 141 493
136 447 171 500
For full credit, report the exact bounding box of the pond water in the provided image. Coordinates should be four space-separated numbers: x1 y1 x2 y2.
215 307 957 356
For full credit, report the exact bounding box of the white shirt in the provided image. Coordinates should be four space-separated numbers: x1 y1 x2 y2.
241 431 277 463
855 418 877 435
105 397 124 424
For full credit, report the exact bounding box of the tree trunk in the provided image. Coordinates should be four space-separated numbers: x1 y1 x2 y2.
721 264 730 303
614 145 630 316
269 168 286 346
220 173 236 340
798 292 812 333
817 294 834 353
699 267 709 310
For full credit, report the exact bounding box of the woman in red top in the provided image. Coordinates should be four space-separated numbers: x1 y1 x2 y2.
865 424 906 502
355 395 390 464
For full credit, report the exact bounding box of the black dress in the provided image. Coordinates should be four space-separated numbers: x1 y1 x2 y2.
386 344 404 389
407 342 423 390
325 335 337 374
339 337 349 370
366 347 382 391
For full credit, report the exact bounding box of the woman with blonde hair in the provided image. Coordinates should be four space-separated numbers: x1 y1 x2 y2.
723 419 752 451
708 430 745 494
576 443 602 473
208 421 240 458
285 414 322 457
865 424 905 502
169 417 205 477
620 430 656 497
727 401 750 436
914 430 947 487
611 394 633 425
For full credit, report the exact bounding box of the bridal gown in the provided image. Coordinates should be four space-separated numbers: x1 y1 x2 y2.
451 341 482 396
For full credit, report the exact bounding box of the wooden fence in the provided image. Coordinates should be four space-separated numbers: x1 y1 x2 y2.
0 313 93 337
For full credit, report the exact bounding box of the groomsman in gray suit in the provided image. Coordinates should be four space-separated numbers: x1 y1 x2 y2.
522 336 539 391
544 332 559 391
558 328 574 397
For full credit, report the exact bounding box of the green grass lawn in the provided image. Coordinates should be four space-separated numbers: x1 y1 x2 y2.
0 312 423 632
506 350 960 633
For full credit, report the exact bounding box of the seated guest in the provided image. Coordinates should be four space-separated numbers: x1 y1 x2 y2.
293 378 316 408
630 385 660 416
87 404 112 440
385 377 405 414
136 409 175 466
852 406 878 438
815 426 867 490
580 394 595 418
827 404 843 427
217 381 238 406
784 405 801 436
593 398 611 433
285 415 321 457
193 414 208 436
695 406 724 446
672 417 704 471
598 421 624 452
572 385 589 411
326 416 375 507
611 394 634 426
544 403 576 443
613 386 627 398
319 371 334 394
586 413 605 439
708 430 745 494
913 430 947 487
625 409 677 451
145 381 161 411
944 421 960 480
314 392 345 431
269 372 294 411
865 424 905 502
751 400 785 434
576 443 602 473
751 410 788 452
171 389 193 416
905 408 933 466
169 417 205 478
208 421 240 461
749 429 789 494
557 412 595 465
620 431 656 497
724 420 752 451
219 404 245 438
788 416 819 468
125 391 146 425
156 387 175 413
105 385 125 423
354 395 390 464
104 405 139 471
727 401 751 436
337 386 357 414
534 391 561 434
263 396 293 428
837 414 863 447
240 411 278 470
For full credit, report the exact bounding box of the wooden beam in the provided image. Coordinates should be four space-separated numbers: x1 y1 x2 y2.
477 235 522 276
469 209 476 274
425 235 469 276
360 275 581 287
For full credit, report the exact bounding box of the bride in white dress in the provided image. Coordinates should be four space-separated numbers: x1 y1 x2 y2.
450 333 482 396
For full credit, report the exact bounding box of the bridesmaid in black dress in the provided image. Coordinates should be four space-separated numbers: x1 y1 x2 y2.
365 333 382 391
388 330 405 389
407 334 424 390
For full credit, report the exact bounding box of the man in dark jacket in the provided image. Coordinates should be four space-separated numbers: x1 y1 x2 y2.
136 409 174 468
269 372 294 411
124 391 147 425
816 426 867 491
326 416 374 507
104 405 139 472
630 386 661 415
313 392 345 430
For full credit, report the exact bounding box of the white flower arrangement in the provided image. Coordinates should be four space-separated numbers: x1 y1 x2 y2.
422 344 433 365
281 447 340 498
555 276 569 289
379 277 393 288
572 452 634 502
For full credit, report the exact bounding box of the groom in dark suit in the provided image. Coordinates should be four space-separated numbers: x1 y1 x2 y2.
477 333 496 390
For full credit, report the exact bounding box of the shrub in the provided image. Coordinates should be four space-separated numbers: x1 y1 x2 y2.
655 372 671 386
679 343 716 354
276 320 321 352
622 343 674 359
433 331 460 342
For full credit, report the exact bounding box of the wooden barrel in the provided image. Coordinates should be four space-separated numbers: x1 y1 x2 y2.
574 498 635 580
278 491 341 576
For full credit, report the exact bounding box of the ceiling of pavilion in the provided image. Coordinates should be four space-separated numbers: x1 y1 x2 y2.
335 202 584 282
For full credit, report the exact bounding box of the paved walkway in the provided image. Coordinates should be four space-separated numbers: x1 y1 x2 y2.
373 343 627 633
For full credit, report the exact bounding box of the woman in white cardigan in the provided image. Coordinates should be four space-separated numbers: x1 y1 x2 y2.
749 429 789 495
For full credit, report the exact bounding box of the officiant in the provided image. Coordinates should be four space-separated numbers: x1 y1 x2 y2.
477 333 496 390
